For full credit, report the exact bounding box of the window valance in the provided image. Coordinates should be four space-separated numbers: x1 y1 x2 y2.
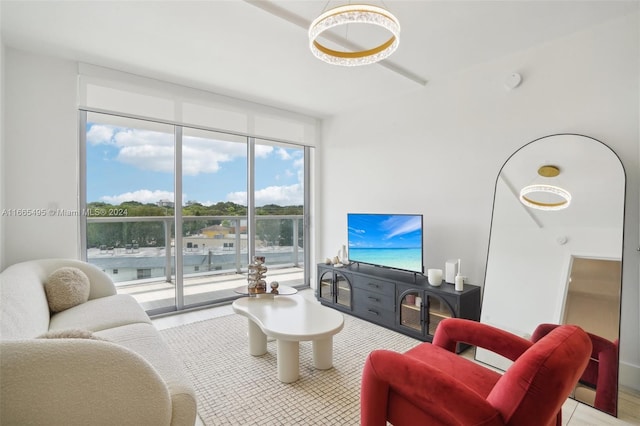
78 63 319 146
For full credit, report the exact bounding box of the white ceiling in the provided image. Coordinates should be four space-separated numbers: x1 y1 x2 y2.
1 0 637 117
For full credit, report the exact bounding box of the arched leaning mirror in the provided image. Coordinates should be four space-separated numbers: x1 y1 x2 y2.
477 134 625 416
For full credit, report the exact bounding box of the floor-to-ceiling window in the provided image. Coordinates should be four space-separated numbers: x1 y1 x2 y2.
253 139 305 275
83 112 178 311
180 128 249 308
81 111 309 315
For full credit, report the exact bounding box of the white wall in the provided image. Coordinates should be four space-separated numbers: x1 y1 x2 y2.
1 33 5 269
319 13 639 389
3 48 79 266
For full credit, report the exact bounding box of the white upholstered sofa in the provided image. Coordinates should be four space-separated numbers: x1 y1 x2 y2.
0 258 197 426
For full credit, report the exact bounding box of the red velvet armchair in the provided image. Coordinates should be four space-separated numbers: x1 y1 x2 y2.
532 323 619 417
360 318 592 426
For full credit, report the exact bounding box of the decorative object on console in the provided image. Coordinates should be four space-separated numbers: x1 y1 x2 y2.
270 281 280 294
455 259 464 291
247 256 268 294
455 275 464 291
308 4 400 67
445 259 458 283
427 268 442 287
338 244 349 265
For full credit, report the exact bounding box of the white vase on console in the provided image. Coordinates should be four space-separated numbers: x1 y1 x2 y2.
338 245 349 265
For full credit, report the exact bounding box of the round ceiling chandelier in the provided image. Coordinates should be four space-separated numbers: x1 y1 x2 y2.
308 4 400 66
519 165 572 211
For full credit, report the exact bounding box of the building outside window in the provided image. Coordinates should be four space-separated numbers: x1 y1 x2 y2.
137 269 152 279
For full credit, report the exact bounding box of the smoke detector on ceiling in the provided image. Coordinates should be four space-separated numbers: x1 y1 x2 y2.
505 73 523 90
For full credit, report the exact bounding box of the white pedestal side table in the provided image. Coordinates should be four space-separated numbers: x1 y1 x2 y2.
232 294 344 383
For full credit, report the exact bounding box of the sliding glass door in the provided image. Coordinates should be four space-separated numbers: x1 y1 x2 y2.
181 128 248 307
81 111 310 314
253 139 306 289
83 111 178 311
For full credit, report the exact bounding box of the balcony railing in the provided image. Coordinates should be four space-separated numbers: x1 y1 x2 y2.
85 215 304 286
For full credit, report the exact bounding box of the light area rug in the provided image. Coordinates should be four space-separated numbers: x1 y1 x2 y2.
159 311 421 425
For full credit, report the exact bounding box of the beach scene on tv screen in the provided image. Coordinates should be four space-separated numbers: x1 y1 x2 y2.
348 214 423 273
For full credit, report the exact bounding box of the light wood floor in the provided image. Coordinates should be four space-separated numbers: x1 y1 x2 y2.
153 289 640 426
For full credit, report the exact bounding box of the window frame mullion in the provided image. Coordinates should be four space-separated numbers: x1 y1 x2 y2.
247 137 256 261
174 126 184 310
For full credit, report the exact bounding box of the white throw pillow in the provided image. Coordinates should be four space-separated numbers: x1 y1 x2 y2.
44 267 90 313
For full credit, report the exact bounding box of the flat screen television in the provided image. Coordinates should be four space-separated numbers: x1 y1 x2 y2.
347 213 424 274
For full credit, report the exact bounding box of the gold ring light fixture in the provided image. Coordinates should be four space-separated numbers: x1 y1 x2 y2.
308 4 400 66
519 165 572 211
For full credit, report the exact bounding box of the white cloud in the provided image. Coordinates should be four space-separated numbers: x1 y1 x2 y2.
277 147 292 160
87 125 114 145
383 216 423 239
90 124 307 206
225 193 245 205
226 183 303 206
182 137 245 176
100 189 175 205
255 144 274 158
117 145 175 172
113 128 172 148
94 126 249 176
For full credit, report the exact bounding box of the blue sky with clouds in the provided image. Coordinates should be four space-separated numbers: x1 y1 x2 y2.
86 122 304 207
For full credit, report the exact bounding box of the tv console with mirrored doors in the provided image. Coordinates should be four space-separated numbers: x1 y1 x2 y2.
317 263 481 353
